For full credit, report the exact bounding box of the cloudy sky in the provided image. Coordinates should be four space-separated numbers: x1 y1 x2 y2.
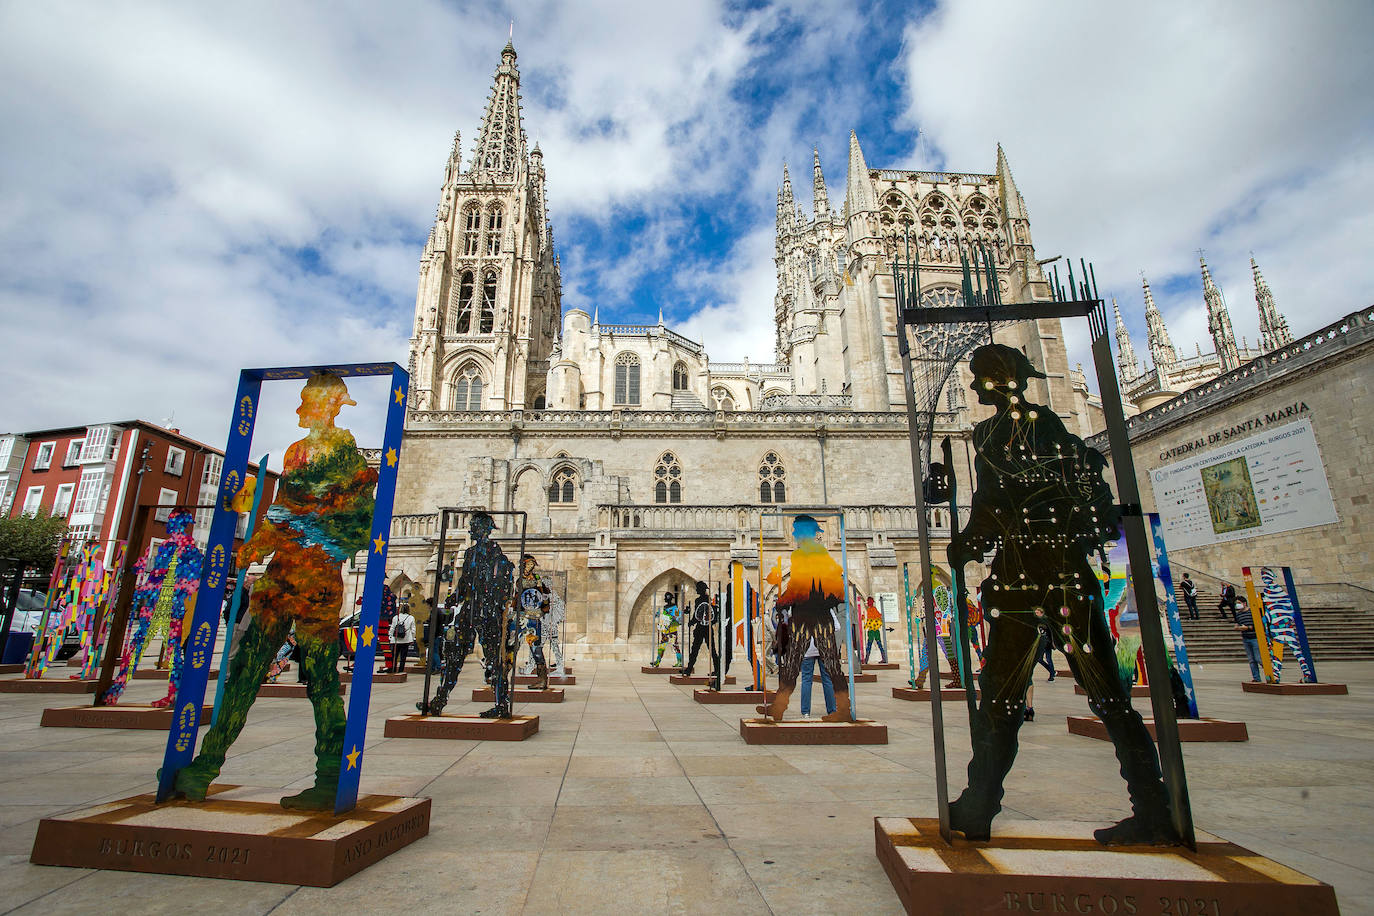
2 1 1370 462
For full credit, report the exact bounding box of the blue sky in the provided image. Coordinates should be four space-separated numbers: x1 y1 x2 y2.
1 1 1371 463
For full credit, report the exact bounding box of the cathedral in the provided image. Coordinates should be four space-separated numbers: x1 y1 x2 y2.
386 43 1102 657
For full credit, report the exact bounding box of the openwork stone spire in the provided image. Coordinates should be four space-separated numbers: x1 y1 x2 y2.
844 131 877 218
780 163 796 230
1113 297 1139 382
472 41 526 178
1252 256 1293 351
1141 275 1177 370
812 148 830 218
1200 255 1240 371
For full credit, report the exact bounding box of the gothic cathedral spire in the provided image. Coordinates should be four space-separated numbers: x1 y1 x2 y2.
844 131 877 218
1113 298 1139 382
812 149 830 219
472 41 527 178
1252 256 1292 351
1200 255 1241 371
1141 275 1177 371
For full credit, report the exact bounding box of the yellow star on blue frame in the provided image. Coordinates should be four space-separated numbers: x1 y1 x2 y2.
385 447 398 467
346 746 361 770
394 385 405 405
373 534 386 554
361 624 374 647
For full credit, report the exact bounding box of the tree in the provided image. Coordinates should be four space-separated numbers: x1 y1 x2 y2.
0 510 70 576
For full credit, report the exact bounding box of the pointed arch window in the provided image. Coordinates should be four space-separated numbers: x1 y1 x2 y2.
485 206 503 256
654 452 682 504
452 270 475 334
450 364 484 411
548 468 577 504
479 271 497 334
672 360 688 391
462 207 482 256
759 452 786 503
614 352 640 406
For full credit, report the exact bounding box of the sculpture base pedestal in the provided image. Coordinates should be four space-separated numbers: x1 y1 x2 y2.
641 665 681 674
41 704 214 729
1067 715 1249 742
257 683 346 698
863 662 901 670
669 674 735 686
133 668 218 680
739 717 888 745
30 786 429 887
383 714 538 741
851 672 877 683
340 671 407 684
515 674 576 685
0 663 24 674
874 816 1337 916
0 677 97 694
1242 681 1348 695
472 687 564 703
1075 684 1151 697
891 686 977 701
693 689 773 704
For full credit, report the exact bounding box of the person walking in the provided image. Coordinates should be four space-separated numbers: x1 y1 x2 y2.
1180 574 1199 620
1233 596 1263 682
1218 582 1237 620
1033 628 1056 682
390 604 416 674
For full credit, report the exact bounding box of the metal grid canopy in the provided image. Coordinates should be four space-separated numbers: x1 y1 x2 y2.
154 362 409 816
895 252 1196 849
417 508 528 714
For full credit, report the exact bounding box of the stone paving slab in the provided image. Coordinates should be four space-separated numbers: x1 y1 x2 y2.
0 661 1370 911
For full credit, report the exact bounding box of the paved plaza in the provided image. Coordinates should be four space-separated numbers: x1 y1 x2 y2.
1 660 1372 914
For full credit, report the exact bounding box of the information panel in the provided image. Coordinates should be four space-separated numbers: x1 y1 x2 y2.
1150 419 1338 549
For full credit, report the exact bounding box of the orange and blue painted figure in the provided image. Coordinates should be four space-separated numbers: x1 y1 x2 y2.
169 373 376 810
947 343 1176 847
758 514 851 723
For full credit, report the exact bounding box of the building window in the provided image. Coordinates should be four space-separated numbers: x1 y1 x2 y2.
712 386 734 412
33 442 54 470
672 361 688 391
462 206 481 256
615 353 641 406
67 523 92 544
548 468 577 504
479 271 497 333
165 446 186 476
759 452 786 503
154 487 178 523
64 440 84 466
485 206 503 256
194 507 214 547
653 452 682 504
451 364 484 411
202 454 223 488
0 437 12 465
22 486 44 517
71 470 104 515
80 426 112 461
52 483 75 517
452 270 476 334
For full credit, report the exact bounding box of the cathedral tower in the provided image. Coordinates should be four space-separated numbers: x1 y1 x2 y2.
1113 298 1139 382
1200 255 1240 372
408 41 562 412
1252 256 1292 352
1141 275 1177 371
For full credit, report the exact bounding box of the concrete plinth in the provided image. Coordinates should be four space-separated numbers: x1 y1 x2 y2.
1075 684 1151 697
383 714 538 741
30 785 429 887
891 686 977 701
850 672 877 683
340 671 407 684
133 667 219 680
641 665 681 674
1242 681 1348 696
875 816 1337 916
1067 715 1249 742
0 678 97 694
862 662 901 670
739 717 888 745
256 683 346 698
472 687 564 703
515 674 576 686
669 674 735 686
693 689 773 704
0 663 24 674
41 704 214 729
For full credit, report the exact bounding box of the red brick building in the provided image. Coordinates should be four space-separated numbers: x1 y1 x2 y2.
0 421 277 568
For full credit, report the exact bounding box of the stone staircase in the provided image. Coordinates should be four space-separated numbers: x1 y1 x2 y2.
1167 564 1374 664
670 390 707 410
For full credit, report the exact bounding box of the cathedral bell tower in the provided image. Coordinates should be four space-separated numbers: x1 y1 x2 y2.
408 41 562 412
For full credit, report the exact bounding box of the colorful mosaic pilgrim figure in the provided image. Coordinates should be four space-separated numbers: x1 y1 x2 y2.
758 515 850 723
517 556 566 678
651 591 682 668
1258 567 1316 683
104 514 204 703
171 373 376 810
516 555 551 690
862 596 887 664
416 512 514 717
76 541 126 680
28 542 94 679
948 344 1175 846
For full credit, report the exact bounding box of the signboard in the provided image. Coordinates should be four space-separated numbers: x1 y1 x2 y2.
876 592 899 623
1150 419 1337 549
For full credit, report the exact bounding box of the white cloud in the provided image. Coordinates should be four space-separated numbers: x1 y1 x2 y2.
902 0 1374 379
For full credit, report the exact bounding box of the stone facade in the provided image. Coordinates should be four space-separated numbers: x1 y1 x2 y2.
386 43 1096 658
1092 307 1374 592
